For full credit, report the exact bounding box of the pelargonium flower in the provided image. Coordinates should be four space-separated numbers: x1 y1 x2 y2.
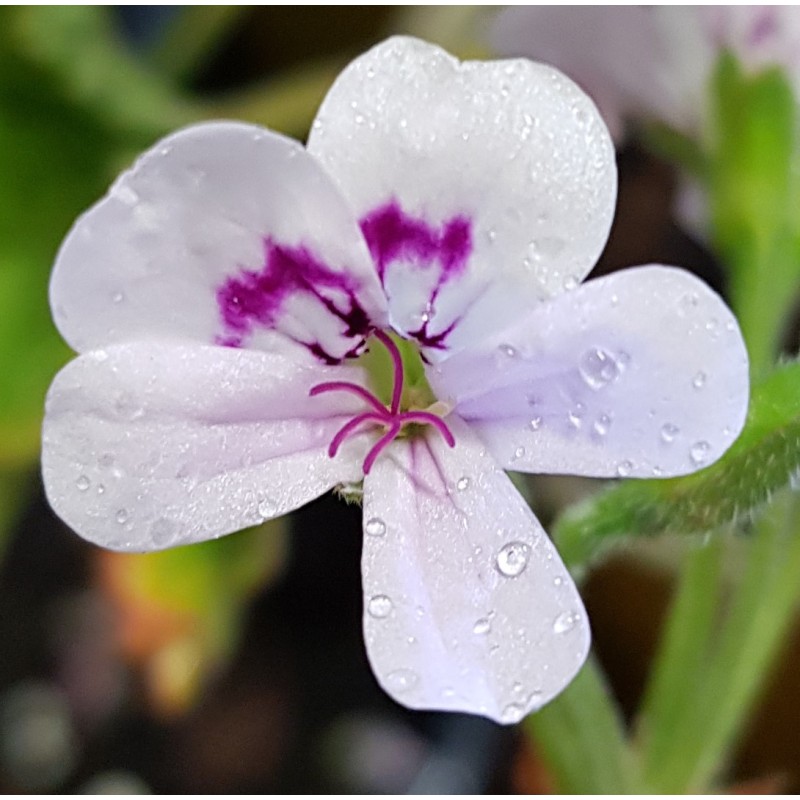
491 6 800 141
42 37 749 724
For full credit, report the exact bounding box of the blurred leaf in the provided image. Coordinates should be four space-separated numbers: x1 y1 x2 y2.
555 360 800 571
98 520 287 716
709 52 800 375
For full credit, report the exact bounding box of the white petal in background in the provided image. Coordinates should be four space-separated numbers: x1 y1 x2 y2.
308 36 616 357
361 418 589 724
50 122 387 360
42 341 371 551
429 266 749 478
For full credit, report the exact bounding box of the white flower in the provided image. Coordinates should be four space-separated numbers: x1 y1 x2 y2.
42 37 749 724
491 6 800 139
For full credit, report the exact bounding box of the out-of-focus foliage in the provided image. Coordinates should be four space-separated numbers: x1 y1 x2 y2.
98 520 286 716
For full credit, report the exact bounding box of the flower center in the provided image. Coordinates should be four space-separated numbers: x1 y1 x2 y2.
309 329 456 474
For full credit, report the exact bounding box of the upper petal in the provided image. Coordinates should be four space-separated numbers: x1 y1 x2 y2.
429 266 749 478
307 36 616 358
42 341 370 551
361 418 589 724
50 122 388 363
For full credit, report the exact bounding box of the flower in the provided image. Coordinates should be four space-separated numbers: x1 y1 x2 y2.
42 36 749 724
490 6 800 140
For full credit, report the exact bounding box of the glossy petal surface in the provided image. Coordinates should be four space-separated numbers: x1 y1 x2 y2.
50 122 387 362
361 418 589 723
308 36 616 357
42 341 370 550
429 266 749 477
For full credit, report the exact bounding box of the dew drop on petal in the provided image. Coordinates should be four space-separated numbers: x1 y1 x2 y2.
568 410 582 429
553 576 563 587
496 542 531 578
616 460 633 477
692 371 707 389
385 668 419 694
498 343 517 358
553 612 576 633
367 594 393 618
115 509 129 525
690 441 711 466
661 422 679 443
579 348 620 390
365 517 386 537
456 476 470 492
501 702 526 724
529 417 542 431
593 414 611 436
150 517 177 547
76 475 90 492
257 498 277 518
512 446 526 461
473 617 492 635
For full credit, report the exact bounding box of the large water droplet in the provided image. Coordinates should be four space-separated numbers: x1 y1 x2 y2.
257 498 277 518
368 594 393 618
365 517 386 537
553 612 576 633
76 475 90 492
456 477 470 492
661 422 679 443
501 702 526 724
473 617 492 635
692 371 707 389
579 348 621 390
690 440 711 465
616 460 633 477
150 517 177 547
496 542 531 578
385 668 419 694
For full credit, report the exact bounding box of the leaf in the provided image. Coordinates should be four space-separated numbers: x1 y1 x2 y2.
554 360 800 571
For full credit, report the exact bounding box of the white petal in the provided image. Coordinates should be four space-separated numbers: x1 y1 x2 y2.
42 341 370 551
50 122 387 363
308 36 616 359
429 266 749 478
361 418 589 724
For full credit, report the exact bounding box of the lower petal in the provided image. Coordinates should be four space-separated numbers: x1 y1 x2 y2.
42 341 369 551
361 417 589 724
429 266 749 478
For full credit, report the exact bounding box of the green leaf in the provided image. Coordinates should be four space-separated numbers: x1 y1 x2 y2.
554 360 800 571
709 52 800 375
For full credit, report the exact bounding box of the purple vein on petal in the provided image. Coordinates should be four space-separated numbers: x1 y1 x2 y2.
215 239 373 362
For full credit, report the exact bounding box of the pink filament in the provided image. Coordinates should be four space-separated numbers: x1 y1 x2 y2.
309 331 455 474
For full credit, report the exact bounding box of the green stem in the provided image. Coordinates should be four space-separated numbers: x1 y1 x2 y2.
639 489 800 791
524 654 637 793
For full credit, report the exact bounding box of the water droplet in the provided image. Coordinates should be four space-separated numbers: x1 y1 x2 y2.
486 228 497 243
365 517 386 537
442 686 456 698
690 440 711 465
553 612 576 633
368 594 393 618
501 702 526 724
661 422 679 443
115 509 129 525
76 475 90 492
354 114 365 125
579 348 620 390
473 617 492 635
568 410 582 429
692 371 707 389
563 275 578 291
385 668 418 694
553 576 563 586
96 484 105 495
616 460 633 477
496 542 531 578
111 291 124 304
512 446 525 461
456 477 470 492
257 498 277 518
512 681 525 695
498 343 517 358
593 414 611 436
529 416 542 431
151 517 177 547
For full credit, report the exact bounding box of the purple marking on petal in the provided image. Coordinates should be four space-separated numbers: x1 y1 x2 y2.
215 239 373 362
359 201 473 350
748 7 778 46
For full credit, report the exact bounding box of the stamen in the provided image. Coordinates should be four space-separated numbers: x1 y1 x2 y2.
309 330 456 475
363 420 403 475
310 381 390 417
329 411 388 457
372 329 404 414
399 410 456 447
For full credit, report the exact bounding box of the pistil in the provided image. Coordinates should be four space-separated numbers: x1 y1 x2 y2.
309 330 456 474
